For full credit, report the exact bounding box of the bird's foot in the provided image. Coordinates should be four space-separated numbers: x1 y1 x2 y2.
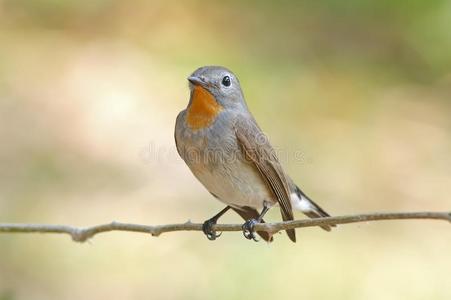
202 218 221 241
242 219 259 242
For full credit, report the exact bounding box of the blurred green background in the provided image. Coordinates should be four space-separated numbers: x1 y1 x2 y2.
0 0 450 299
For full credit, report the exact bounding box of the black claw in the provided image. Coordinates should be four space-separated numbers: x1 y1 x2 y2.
202 219 221 241
242 219 259 242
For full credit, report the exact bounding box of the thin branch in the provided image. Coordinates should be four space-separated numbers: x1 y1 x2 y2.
0 211 449 242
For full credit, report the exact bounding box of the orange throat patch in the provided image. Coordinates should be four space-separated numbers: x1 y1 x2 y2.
186 86 223 130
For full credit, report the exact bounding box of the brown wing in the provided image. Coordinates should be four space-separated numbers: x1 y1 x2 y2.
232 206 273 242
235 118 296 242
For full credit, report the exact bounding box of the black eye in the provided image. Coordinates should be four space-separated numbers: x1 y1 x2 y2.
221 76 231 87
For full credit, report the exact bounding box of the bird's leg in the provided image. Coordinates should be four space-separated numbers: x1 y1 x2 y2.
202 206 231 240
242 204 270 242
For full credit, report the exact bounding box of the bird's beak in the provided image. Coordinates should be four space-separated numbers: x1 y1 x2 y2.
188 76 206 87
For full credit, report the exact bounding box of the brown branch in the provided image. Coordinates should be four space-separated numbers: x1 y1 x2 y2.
0 211 449 242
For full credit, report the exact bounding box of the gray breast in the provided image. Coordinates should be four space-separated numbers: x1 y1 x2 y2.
175 110 239 170
175 110 275 209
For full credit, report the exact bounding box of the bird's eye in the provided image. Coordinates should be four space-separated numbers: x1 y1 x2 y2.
221 76 231 87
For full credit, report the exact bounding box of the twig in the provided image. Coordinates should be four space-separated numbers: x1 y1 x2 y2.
0 211 449 242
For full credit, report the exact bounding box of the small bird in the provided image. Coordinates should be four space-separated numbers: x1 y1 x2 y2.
175 66 334 242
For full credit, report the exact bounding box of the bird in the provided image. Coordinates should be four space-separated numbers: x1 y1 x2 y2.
175 66 334 242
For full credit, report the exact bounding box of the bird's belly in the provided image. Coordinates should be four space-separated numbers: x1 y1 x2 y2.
176 111 275 210
192 159 274 210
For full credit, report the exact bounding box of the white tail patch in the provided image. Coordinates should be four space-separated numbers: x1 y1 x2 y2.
290 193 314 213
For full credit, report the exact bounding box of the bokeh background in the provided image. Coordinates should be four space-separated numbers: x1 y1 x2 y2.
1 0 450 299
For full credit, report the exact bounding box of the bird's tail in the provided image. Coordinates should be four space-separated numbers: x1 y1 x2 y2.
292 185 336 232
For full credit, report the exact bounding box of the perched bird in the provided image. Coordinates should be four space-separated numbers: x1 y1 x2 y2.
175 66 334 242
